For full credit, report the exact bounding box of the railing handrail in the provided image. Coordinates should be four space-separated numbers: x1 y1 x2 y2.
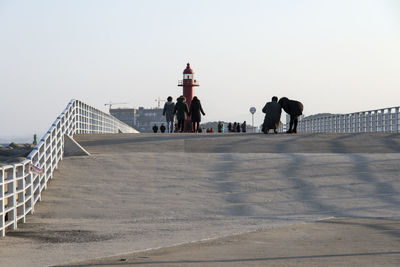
297 106 400 133
0 99 137 236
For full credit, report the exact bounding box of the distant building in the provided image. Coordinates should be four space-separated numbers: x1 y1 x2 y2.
109 108 137 128
110 107 164 133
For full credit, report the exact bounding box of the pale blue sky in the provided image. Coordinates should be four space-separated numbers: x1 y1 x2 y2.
1 0 399 139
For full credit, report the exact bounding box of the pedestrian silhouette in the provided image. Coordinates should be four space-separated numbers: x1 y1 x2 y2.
262 96 282 134
173 95 189 132
188 96 205 133
278 97 303 133
163 96 175 133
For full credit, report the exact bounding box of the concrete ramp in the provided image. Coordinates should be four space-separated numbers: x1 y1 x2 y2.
1 133 399 267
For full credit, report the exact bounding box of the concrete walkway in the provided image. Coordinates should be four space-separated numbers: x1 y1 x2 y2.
59 218 400 267
0 133 399 267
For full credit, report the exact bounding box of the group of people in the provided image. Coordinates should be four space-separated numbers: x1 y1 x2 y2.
162 95 206 133
157 94 303 134
227 122 246 133
262 96 303 134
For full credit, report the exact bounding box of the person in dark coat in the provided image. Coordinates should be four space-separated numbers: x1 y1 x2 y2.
278 97 303 133
163 96 175 133
241 121 247 133
228 122 233 132
188 96 205 133
152 124 158 133
262 96 282 134
236 122 241 133
173 96 189 132
217 122 223 133
160 123 166 133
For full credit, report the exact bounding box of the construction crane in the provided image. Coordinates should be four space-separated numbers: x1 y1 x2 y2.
154 97 166 108
104 102 128 111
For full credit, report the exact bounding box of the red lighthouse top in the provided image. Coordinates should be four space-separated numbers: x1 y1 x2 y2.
178 63 199 86
183 63 194 74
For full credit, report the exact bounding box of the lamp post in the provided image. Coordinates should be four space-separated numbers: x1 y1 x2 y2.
250 107 256 133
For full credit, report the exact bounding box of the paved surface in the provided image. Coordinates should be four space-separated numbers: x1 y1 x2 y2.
0 133 399 267
61 218 400 267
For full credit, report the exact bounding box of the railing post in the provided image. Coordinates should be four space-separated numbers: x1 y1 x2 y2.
11 166 17 230
378 109 384 132
367 111 371 132
355 113 359 133
320 117 323 133
386 108 391 132
342 115 346 133
360 112 365 132
0 168 4 237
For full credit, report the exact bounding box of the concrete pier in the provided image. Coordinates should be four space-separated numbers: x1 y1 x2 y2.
0 133 399 267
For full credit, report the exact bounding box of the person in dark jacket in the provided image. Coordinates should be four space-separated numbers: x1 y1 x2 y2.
163 96 175 133
278 97 303 133
152 124 158 133
236 122 241 133
188 96 205 133
228 122 233 132
241 121 247 133
262 96 282 134
173 96 189 132
160 123 166 133
217 122 223 133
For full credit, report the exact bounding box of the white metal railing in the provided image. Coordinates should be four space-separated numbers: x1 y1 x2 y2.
297 106 400 133
0 99 137 236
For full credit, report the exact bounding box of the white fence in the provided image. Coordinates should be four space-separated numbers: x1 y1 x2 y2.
0 99 137 237
297 107 400 133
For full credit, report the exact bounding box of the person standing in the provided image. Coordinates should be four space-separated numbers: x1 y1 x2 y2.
188 96 205 133
241 121 247 133
228 122 233 132
173 95 189 132
217 122 223 133
262 96 282 134
236 122 241 133
163 96 175 133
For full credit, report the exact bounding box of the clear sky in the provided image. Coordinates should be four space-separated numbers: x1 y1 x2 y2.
1 0 399 140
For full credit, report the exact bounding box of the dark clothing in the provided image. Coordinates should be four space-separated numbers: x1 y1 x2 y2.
278 97 303 117
160 125 166 133
174 97 189 121
189 99 205 123
218 122 223 133
241 122 246 133
236 123 241 133
262 101 282 132
177 119 185 132
152 125 158 133
163 101 175 122
278 97 303 133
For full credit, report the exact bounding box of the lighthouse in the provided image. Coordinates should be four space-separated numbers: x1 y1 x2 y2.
178 63 199 130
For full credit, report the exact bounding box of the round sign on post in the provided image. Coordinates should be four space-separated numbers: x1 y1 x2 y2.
249 107 256 132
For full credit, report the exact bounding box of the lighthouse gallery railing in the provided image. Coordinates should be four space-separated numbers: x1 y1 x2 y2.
0 99 137 236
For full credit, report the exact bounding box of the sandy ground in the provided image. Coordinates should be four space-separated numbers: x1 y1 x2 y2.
0 133 399 267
